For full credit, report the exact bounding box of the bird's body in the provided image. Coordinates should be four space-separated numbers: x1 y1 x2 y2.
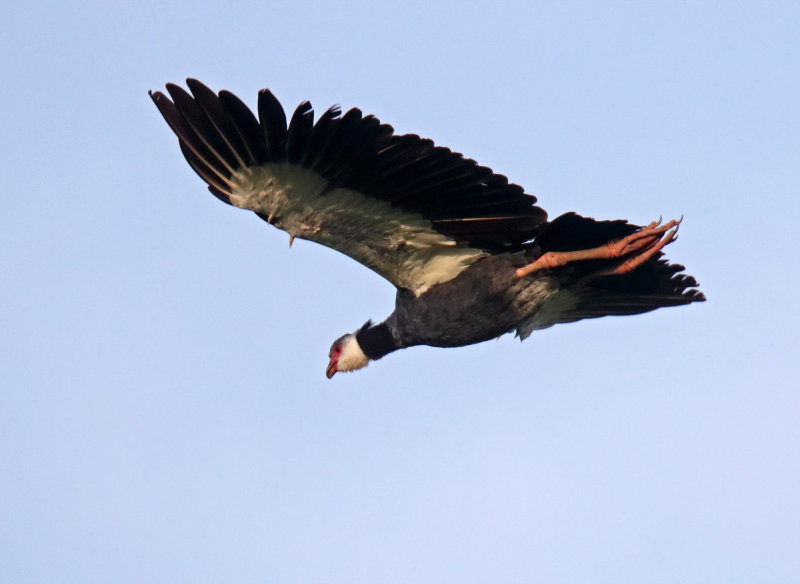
389 252 556 348
151 79 705 378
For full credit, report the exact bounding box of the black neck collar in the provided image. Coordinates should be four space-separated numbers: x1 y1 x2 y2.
356 321 398 361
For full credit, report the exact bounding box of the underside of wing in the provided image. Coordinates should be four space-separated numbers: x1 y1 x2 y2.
150 79 547 294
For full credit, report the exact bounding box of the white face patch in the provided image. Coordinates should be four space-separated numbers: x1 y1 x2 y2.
336 334 369 373
229 163 487 295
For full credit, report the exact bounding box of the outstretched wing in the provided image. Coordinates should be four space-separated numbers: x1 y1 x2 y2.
150 79 547 295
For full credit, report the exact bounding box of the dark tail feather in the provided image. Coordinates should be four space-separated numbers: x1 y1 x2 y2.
532 212 705 326
570 259 705 321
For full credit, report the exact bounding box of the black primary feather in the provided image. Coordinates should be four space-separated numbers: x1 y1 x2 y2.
257 89 287 163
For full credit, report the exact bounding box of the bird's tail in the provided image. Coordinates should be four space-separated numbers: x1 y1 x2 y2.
519 212 705 333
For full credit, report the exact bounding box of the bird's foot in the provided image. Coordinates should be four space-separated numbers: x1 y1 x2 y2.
515 217 681 278
599 218 680 276
605 217 680 261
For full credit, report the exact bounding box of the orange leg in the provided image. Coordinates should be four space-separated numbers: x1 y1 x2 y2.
516 218 681 278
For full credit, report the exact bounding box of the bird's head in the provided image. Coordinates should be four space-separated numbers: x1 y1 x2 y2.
326 331 369 379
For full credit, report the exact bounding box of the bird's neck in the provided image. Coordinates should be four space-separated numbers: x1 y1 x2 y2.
355 321 399 361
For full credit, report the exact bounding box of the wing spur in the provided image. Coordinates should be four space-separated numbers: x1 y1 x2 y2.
150 79 547 294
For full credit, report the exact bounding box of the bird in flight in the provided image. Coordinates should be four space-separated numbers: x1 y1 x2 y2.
150 79 705 378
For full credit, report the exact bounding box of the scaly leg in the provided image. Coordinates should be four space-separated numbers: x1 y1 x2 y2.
516 218 681 278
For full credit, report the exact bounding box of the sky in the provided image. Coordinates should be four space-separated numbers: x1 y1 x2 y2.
1 1 798 582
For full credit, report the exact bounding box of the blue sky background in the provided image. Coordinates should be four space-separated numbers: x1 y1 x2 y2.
2 1 798 582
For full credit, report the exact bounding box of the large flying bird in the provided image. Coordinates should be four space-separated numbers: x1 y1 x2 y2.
150 79 705 378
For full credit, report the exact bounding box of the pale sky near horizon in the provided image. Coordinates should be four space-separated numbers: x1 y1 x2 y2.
2 2 798 583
